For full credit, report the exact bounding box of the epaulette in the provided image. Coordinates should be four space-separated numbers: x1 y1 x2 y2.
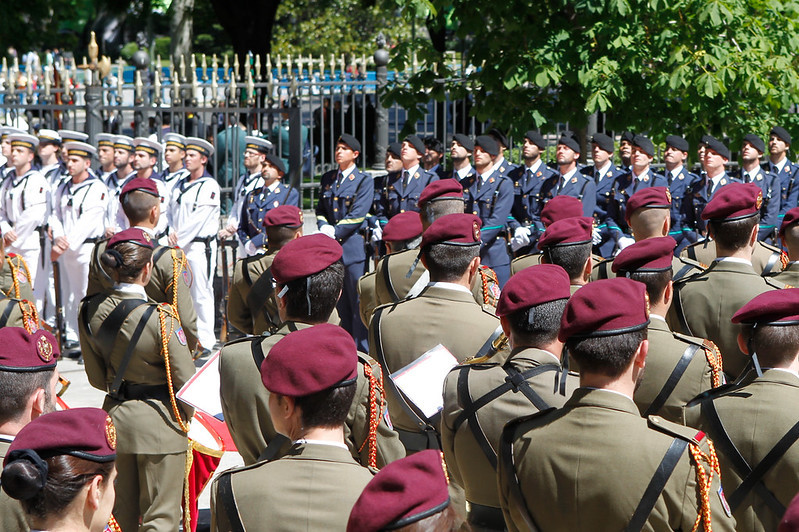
672 257 706 282
459 361 499 369
357 352 380 370
217 458 271 477
765 275 791 289
760 241 783 253
647 415 705 446
671 331 706 347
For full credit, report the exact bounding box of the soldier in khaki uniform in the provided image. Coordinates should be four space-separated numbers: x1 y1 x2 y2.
774 207 799 285
510 195 602 275
498 278 736 531
373 178 500 313
536 216 593 295
611 236 724 423
358 211 422 327
79 228 195 532
592 187 705 283
441 264 578 530
227 205 303 335
86 177 199 351
211 324 374 532
685 289 799 531
0 251 34 302
673 183 785 378
0 328 60 532
219 233 403 467
370 213 503 453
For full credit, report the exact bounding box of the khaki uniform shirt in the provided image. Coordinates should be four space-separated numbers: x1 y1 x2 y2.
86 239 199 351
681 239 786 275
218 321 404 467
672 259 783 378
0 436 29 532
773 261 799 286
210 442 373 532
369 283 502 434
80 289 196 454
0 254 34 301
685 369 799 532
633 316 722 423
441 347 578 508
498 388 736 531
227 250 279 335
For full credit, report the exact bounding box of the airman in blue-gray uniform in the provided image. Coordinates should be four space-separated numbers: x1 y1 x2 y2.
508 130 557 256
764 126 799 220
422 135 449 180
237 153 299 256
540 132 597 222
581 133 625 258
737 133 781 243
449 134 477 181
461 135 514 287
487 127 518 179
316 134 374 351
619 131 635 173
373 135 437 231
662 135 702 253
607 135 668 245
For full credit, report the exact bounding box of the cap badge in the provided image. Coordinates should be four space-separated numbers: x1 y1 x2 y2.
756 190 763 210
36 335 53 362
644 291 651 318
142 232 151 243
105 416 117 450
473 221 480 241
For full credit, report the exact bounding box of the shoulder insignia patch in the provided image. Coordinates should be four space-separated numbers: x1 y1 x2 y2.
175 327 187 345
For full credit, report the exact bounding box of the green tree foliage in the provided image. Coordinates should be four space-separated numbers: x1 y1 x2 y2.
386 0 799 146
270 0 413 57
0 0 94 55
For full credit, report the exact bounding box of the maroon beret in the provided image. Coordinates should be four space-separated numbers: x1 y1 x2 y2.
263 205 303 229
272 234 342 284
497 264 571 317
625 186 671 224
559 278 650 341
0 328 59 372
120 177 159 200
261 323 357 397
538 217 593 249
540 196 584 227
701 182 762 221
418 179 463 206
421 213 481 248
347 450 449 532
779 491 799 532
732 288 799 325
382 212 423 242
107 228 154 249
4 408 117 466
612 237 676 275
780 207 799 238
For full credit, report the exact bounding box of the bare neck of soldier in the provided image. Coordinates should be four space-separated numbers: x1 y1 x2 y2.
168 160 185 174
71 169 90 185
136 167 153 180
118 163 133 177
579 340 647 398
14 161 31 176
40 151 59 168
189 165 206 182
741 156 761 174
451 156 471 172
712 224 757 261
474 159 492 176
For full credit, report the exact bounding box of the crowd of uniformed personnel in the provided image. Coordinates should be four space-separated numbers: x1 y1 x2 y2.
6 121 799 532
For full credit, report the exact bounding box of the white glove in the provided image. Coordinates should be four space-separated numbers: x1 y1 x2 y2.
510 227 531 252
244 241 257 256
319 224 336 239
371 226 383 243
617 236 636 252
592 227 602 246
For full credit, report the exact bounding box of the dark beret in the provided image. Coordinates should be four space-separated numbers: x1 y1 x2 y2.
620 131 635 143
261 323 358 397
559 278 650 341
771 126 792 146
665 135 689 153
591 133 614 154
452 134 474 152
423 136 444 154
525 131 546 150
338 134 361 153
272 234 343 284
700 134 714 146
705 136 730 159
632 135 655 157
611 236 676 275
487 127 509 148
496 264 571 317
742 134 765 154
404 135 426 157
558 132 580 153
701 182 761 221
475 136 499 157
265 153 287 175
387 142 403 159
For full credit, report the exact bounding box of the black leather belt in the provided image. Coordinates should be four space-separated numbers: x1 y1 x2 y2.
468 503 506 531
110 382 169 402
84 236 102 244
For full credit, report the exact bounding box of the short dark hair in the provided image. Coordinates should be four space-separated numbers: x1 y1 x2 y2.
421 200 465 228
507 299 568 347
740 323 799 367
2 453 114 519
542 243 591 281
294 381 356 429
100 241 153 284
265 226 300 251
121 190 159 225
709 214 759 251
423 136 444 154
422 243 479 282
0 370 53 425
281 260 344 322
628 269 672 304
566 328 647 377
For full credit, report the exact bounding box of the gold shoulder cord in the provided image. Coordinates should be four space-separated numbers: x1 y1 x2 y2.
7 254 31 299
701 340 724 388
688 439 721 532
357 361 386 469
781 251 789 270
18 299 39 333
157 302 190 433
169 249 188 311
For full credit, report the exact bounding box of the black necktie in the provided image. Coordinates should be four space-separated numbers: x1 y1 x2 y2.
403 170 410 188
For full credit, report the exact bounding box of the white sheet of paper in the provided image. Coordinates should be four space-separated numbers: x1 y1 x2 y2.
177 350 223 418
391 344 459 419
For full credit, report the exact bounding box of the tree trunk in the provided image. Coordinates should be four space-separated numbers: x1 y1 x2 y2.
171 0 195 62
